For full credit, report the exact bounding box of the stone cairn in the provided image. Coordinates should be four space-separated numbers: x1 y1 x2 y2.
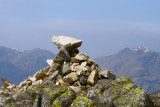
0 36 154 107
0 36 115 93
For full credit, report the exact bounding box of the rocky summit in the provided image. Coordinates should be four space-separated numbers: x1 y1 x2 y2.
0 36 154 107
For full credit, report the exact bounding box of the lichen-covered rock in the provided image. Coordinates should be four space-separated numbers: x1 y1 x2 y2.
71 95 94 107
41 86 68 107
4 92 35 107
101 76 154 107
52 88 76 107
87 79 112 104
149 91 160 107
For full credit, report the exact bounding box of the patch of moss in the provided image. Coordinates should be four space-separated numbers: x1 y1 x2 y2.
52 102 62 107
43 87 68 97
71 96 93 107
52 89 76 107
27 85 41 93
96 91 102 97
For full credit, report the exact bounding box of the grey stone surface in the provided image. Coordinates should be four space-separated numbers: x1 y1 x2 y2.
52 36 82 51
75 53 89 61
100 70 116 80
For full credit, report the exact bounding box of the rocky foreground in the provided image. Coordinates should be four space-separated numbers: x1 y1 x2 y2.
0 36 155 107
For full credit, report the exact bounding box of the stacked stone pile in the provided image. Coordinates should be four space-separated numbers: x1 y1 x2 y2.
0 36 115 94
22 36 114 92
0 36 154 107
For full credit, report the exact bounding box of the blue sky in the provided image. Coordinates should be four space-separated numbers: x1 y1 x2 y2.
0 0 160 58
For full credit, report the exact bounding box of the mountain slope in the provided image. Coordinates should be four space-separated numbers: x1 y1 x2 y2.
0 46 55 86
0 61 27 85
95 47 160 94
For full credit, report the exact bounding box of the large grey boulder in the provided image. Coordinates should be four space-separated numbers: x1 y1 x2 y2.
100 76 154 107
52 36 82 51
52 36 82 61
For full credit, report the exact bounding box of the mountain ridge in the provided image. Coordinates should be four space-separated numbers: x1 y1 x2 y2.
95 47 160 94
0 46 55 86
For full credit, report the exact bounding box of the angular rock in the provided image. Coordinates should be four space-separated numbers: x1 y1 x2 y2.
70 64 88 75
70 63 79 72
52 36 82 51
71 57 76 63
87 70 99 86
63 72 78 84
47 59 54 66
81 61 87 67
48 70 59 82
100 70 116 80
32 80 43 86
75 53 89 61
73 81 81 87
58 79 66 86
1 78 12 88
7 84 16 90
79 75 88 86
53 58 64 65
69 86 81 93
62 62 71 75
35 73 46 81
28 76 36 82
63 77 73 85
18 79 32 88
56 50 71 61
55 81 60 85
49 62 61 72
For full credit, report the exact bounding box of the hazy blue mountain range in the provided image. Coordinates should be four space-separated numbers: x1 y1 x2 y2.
95 47 160 94
0 46 55 86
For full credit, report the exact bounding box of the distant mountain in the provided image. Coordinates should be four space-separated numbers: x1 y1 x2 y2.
95 47 160 94
0 46 55 86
